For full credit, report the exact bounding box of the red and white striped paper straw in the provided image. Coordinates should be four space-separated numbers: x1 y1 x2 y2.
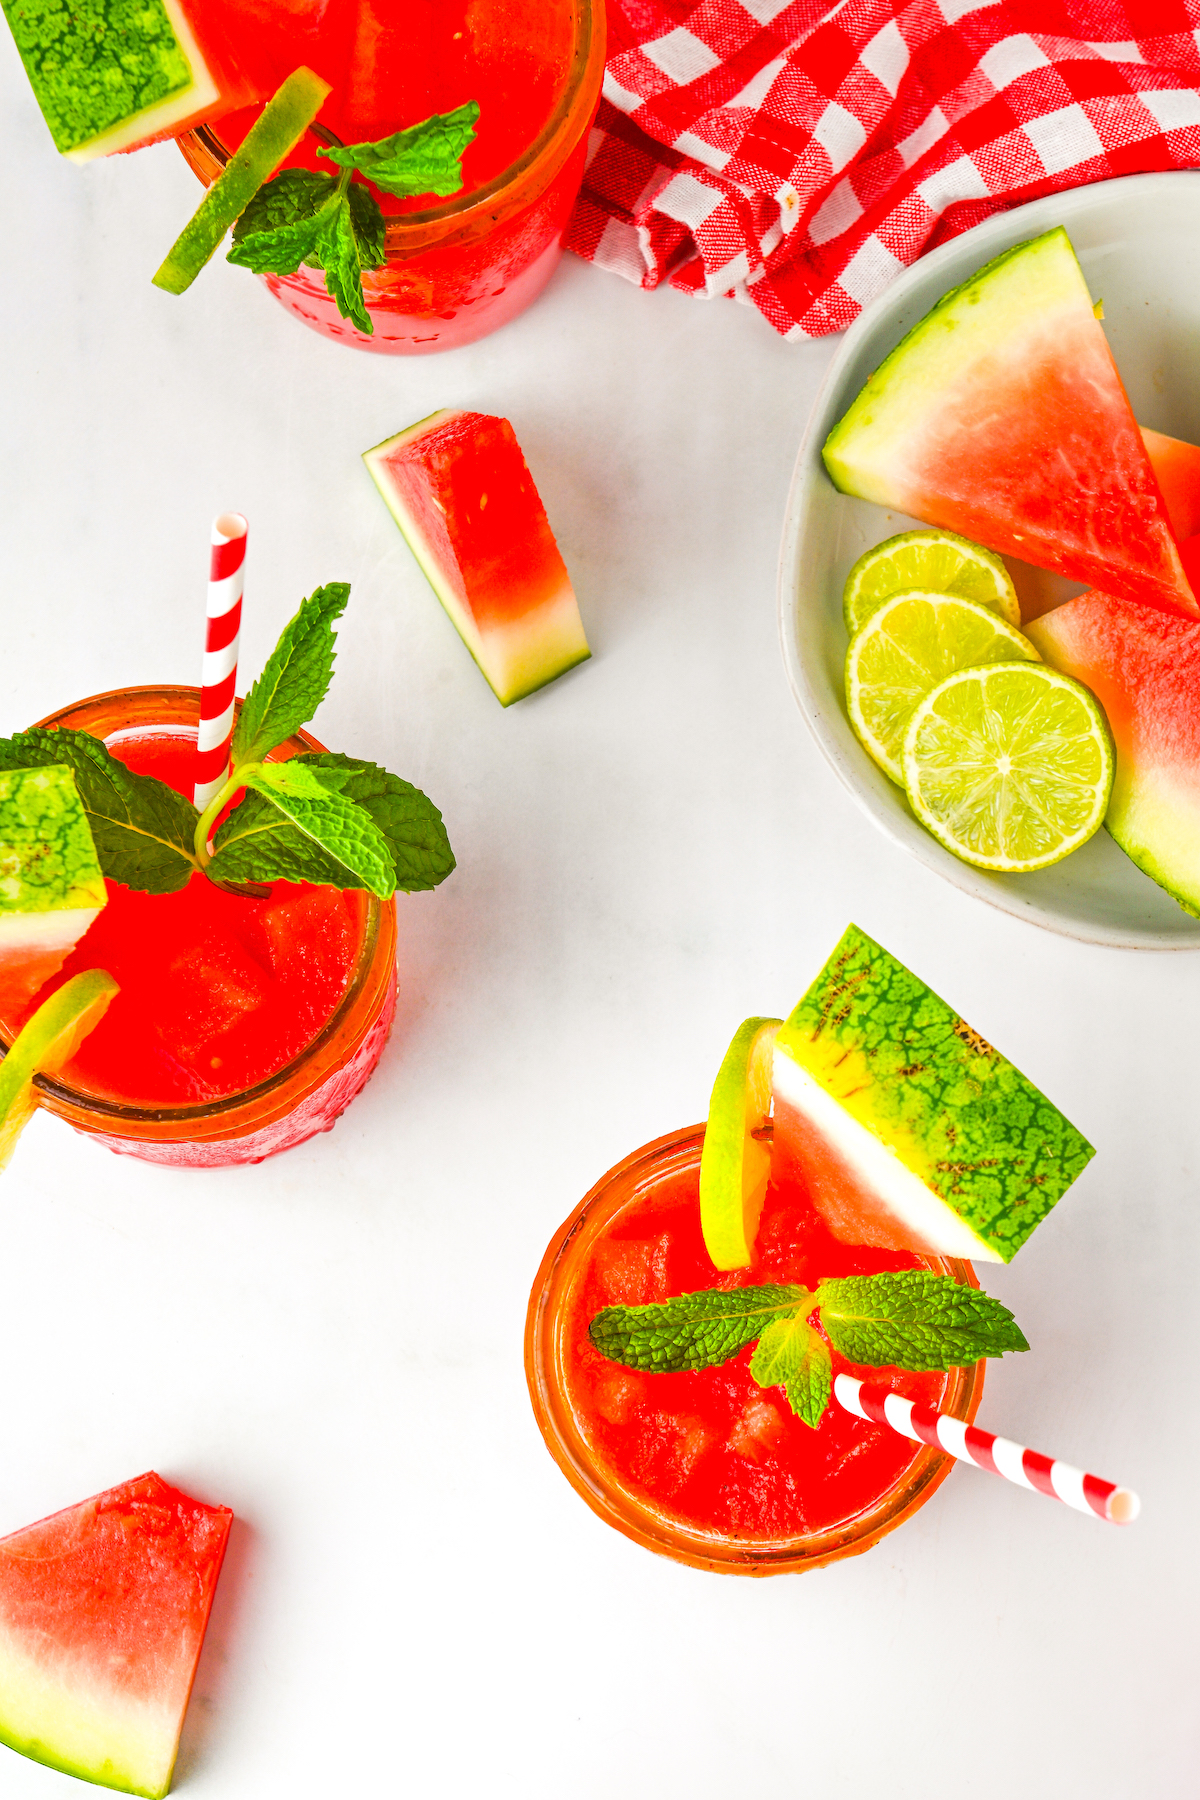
835 1374 1139 1525
194 512 246 810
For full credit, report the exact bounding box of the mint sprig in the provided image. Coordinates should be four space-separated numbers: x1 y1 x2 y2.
589 1272 1027 1429
229 171 384 336
193 584 454 898
209 754 455 894
226 102 479 336
2 585 454 900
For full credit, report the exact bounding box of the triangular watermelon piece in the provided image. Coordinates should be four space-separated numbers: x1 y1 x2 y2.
1028 588 1200 914
824 228 1197 620
770 925 1095 1263
0 1472 232 1798
363 410 591 706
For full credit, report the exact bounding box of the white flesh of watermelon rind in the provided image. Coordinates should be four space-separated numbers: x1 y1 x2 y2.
823 229 1088 503
1104 764 1200 913
772 1045 1002 1263
364 416 591 707
0 1619 180 1798
62 0 219 162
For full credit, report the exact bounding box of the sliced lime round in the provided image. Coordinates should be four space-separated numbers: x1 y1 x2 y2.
0 969 119 1170
846 591 1039 785
843 529 1020 636
153 67 332 295
902 661 1114 872
699 1016 781 1271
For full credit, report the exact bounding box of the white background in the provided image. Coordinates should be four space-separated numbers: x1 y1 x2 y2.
1 35 1196 1800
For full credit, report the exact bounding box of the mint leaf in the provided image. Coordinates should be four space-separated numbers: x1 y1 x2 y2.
232 582 349 768
208 754 453 894
0 730 198 895
227 169 335 273
228 170 385 335
815 1272 1029 1371
311 188 380 334
305 755 455 891
749 1316 833 1428
589 1284 810 1374
232 759 396 897
318 102 479 198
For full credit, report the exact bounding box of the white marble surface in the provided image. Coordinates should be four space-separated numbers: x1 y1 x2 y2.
1 36 1196 1800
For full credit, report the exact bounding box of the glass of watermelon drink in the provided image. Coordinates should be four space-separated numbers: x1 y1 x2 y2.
0 687 398 1168
526 1127 985 1575
176 0 606 353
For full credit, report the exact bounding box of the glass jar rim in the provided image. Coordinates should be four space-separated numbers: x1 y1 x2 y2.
182 0 604 257
7 685 389 1126
526 1124 986 1575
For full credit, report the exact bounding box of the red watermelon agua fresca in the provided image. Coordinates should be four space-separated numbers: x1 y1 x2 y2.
823 228 1197 620
1028 589 1200 915
0 1472 232 1797
363 411 591 706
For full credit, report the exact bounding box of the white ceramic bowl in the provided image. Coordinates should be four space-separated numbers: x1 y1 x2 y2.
779 170 1200 950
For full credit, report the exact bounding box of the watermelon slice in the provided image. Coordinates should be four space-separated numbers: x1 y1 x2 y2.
0 1471 231 1797
0 766 106 1017
823 228 1197 620
1027 589 1200 915
1 0 270 161
1142 427 1200 542
364 411 591 707
771 925 1094 1263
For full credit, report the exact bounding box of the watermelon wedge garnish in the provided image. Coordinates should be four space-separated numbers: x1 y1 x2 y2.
0 1471 232 1798
0 765 107 1018
1028 588 1200 916
363 411 591 707
823 228 1197 621
0 0 268 161
770 925 1095 1263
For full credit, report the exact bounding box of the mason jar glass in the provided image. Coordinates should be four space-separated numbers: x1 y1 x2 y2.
176 0 606 354
3 686 397 1167
526 1125 985 1575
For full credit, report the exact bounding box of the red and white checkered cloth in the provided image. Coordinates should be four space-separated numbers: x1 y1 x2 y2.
566 0 1200 336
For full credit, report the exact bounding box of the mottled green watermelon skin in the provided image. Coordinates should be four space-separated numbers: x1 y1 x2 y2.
823 229 1196 621
773 925 1094 1261
1028 590 1200 915
0 1472 232 1798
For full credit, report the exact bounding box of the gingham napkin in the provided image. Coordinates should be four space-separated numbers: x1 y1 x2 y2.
566 0 1200 337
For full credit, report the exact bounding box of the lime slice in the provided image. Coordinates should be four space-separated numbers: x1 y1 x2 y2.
843 529 1020 635
699 1016 782 1271
902 662 1114 872
0 970 119 1170
153 67 333 295
846 592 1039 785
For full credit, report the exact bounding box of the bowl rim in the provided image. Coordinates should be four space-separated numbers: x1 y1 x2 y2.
776 168 1200 952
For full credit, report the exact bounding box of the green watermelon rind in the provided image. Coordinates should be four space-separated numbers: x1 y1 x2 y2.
776 924 1095 1262
0 765 105 915
1 0 225 161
